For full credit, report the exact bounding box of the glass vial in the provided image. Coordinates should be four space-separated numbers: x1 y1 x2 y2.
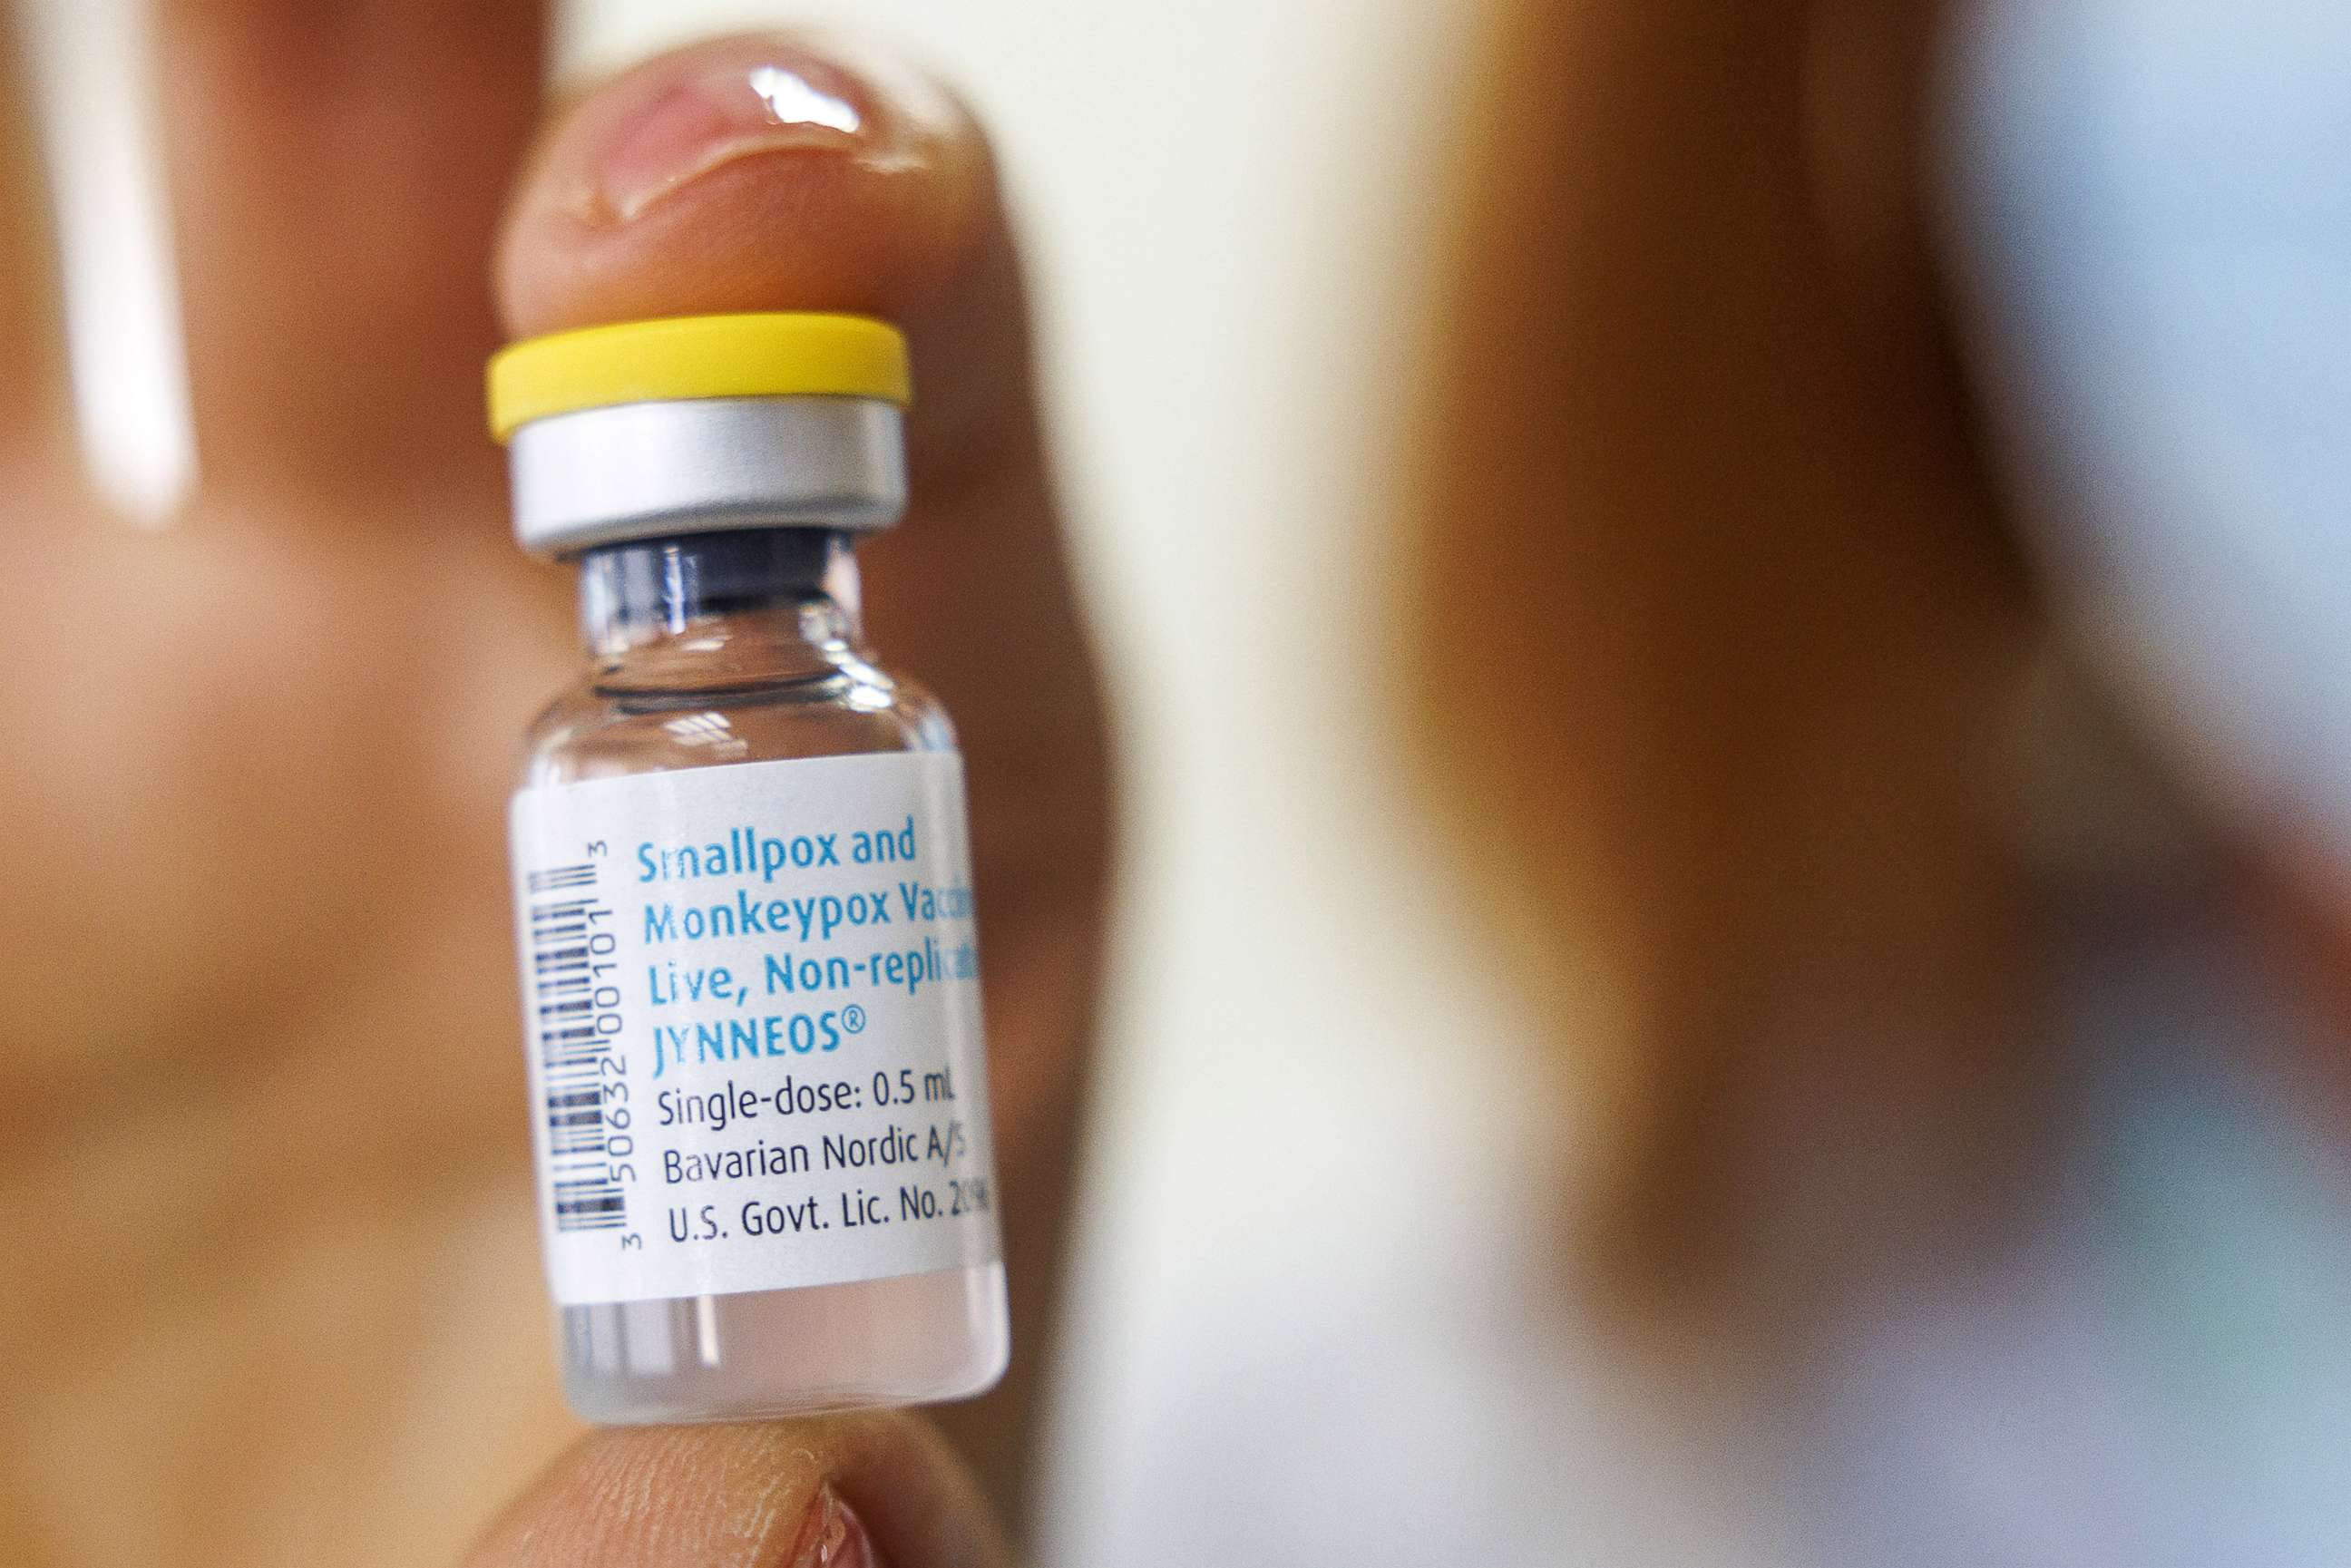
490 315 1008 1423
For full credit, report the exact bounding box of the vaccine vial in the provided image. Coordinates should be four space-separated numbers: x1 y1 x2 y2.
489 314 1009 1424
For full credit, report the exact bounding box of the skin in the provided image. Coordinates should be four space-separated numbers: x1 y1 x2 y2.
0 13 1107 1568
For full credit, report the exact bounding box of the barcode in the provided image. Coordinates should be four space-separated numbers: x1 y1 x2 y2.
527 863 628 1233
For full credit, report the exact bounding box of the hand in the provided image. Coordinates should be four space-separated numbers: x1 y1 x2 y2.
0 16 1107 1566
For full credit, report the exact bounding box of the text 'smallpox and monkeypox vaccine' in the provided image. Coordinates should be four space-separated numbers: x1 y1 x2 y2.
488 314 1007 1423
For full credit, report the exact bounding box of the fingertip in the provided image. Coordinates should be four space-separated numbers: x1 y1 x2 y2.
496 33 1000 340
463 1415 1007 1568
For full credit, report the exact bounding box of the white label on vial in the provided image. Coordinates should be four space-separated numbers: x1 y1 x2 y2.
509 752 1000 1307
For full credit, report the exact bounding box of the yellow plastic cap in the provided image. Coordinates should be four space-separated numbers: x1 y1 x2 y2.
487 312 911 442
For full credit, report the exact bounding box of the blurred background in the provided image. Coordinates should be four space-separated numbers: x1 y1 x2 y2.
15 0 2351 1562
